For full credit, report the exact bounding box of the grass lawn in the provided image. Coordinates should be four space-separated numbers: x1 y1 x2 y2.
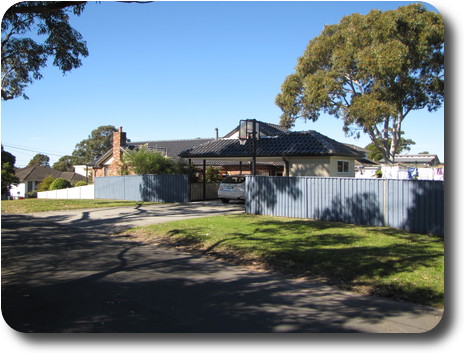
1 198 158 214
129 214 444 308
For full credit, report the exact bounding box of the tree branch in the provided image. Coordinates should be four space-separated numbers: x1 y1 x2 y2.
6 2 87 15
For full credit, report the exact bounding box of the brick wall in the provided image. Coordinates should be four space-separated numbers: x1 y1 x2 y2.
93 127 127 178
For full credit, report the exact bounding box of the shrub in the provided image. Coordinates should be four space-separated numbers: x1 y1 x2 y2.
74 181 87 187
49 178 71 190
206 166 222 183
123 147 184 175
37 175 55 191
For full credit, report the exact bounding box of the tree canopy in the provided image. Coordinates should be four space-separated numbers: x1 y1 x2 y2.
1 1 89 100
72 125 117 164
27 153 50 167
52 155 79 171
275 4 444 164
1 146 20 196
1 1 151 101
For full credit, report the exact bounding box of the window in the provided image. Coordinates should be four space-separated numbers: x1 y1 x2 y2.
337 161 349 173
222 176 245 184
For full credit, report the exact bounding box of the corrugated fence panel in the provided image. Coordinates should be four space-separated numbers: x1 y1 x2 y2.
94 175 189 203
246 176 444 235
95 176 125 200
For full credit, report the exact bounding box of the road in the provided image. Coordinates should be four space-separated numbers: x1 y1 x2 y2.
1 201 443 333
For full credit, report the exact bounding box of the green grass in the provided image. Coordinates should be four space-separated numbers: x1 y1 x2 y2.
130 214 444 308
1 198 158 214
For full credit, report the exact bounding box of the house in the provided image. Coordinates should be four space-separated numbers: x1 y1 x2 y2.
90 127 217 178
179 125 364 177
9 166 87 198
91 122 364 178
387 154 441 167
73 165 93 178
342 144 380 178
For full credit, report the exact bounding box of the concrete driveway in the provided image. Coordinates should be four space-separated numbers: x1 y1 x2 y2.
1 201 443 333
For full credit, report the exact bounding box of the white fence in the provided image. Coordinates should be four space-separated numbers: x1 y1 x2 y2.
37 184 95 200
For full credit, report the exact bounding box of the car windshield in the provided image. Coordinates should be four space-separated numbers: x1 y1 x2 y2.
222 176 245 184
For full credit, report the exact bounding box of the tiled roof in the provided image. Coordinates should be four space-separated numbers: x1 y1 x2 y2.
14 166 87 182
179 131 364 159
91 139 216 167
127 138 215 160
223 121 289 138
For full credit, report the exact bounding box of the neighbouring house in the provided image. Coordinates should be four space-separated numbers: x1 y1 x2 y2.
384 154 441 167
91 122 364 178
374 154 444 180
343 144 380 178
73 165 93 179
9 166 87 198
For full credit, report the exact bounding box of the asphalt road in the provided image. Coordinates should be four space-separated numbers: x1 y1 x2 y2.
1 201 443 333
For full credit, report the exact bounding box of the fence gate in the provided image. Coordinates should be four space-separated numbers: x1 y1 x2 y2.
190 182 220 201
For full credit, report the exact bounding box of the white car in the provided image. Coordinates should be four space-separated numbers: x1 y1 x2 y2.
218 175 246 203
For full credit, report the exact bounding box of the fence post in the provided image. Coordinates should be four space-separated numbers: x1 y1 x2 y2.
383 179 387 227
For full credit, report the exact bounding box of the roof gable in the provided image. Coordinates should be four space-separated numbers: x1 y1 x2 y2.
14 166 86 182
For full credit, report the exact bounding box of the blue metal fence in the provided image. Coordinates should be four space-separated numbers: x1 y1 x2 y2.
94 175 189 203
246 176 444 235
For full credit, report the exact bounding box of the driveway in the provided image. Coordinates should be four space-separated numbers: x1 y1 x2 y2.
1 201 443 333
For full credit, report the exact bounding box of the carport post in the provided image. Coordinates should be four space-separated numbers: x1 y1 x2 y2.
203 159 206 200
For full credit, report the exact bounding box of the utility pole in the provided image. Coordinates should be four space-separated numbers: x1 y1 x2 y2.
251 119 257 176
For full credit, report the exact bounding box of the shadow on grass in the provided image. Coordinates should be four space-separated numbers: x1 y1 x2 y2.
162 217 444 307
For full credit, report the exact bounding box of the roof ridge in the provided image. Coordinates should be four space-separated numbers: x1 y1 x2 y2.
131 138 214 144
300 130 337 153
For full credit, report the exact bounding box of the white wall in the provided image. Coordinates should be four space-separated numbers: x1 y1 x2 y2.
37 184 94 199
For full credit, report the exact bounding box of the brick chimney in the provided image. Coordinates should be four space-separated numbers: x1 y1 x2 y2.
112 126 126 168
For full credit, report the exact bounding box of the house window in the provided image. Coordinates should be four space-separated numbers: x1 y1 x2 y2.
337 161 349 173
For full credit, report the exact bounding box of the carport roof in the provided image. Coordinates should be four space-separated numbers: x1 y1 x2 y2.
179 130 364 159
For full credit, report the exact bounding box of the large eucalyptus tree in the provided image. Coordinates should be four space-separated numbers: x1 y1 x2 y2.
275 4 444 164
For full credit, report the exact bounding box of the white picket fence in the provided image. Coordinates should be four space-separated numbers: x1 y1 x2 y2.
37 184 94 199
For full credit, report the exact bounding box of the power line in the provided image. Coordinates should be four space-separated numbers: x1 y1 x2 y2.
2 143 66 157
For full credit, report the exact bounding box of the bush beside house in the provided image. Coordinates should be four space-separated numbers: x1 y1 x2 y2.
49 178 72 190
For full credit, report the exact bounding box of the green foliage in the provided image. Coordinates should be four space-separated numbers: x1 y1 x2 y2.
74 181 87 187
122 146 189 175
72 125 117 164
365 136 415 161
275 4 444 164
53 155 79 172
205 166 222 183
49 178 71 190
37 175 55 191
1 2 88 100
1 146 19 195
27 153 50 167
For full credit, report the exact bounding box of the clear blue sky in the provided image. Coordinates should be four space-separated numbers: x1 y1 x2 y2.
1 1 447 167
